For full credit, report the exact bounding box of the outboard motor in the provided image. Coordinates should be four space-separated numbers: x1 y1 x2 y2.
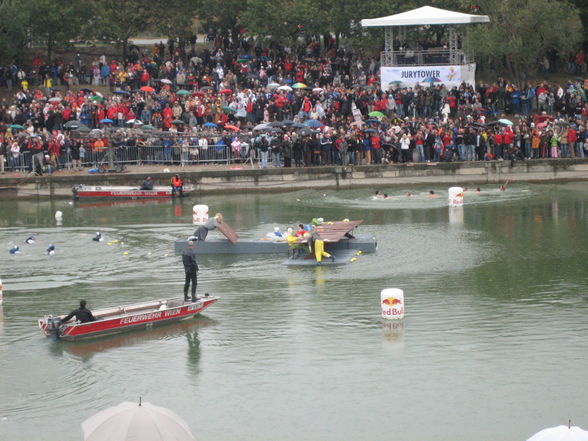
44 316 63 339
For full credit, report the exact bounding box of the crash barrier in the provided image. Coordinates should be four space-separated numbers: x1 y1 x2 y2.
3 144 257 171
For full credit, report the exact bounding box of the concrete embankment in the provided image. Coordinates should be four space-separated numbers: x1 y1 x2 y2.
1 159 588 199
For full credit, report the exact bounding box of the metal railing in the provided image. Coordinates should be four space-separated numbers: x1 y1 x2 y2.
3 145 255 172
381 49 468 66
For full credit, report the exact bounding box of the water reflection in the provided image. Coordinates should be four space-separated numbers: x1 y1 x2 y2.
48 317 215 362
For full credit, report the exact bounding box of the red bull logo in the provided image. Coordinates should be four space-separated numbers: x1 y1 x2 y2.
382 297 402 306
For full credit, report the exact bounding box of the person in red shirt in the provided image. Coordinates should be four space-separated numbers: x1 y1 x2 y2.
567 126 579 157
493 131 503 159
370 134 382 164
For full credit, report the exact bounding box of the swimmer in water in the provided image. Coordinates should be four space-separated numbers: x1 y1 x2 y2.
475 187 481 194
428 190 437 198
405 192 412 197
383 193 390 199
373 190 384 199
499 179 510 191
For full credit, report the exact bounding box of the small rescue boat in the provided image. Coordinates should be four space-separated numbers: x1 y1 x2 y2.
72 184 194 199
38 295 219 341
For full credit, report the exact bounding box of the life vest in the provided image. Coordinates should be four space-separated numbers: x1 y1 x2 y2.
171 176 183 187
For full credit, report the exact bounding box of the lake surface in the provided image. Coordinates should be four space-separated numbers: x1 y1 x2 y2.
1 183 587 441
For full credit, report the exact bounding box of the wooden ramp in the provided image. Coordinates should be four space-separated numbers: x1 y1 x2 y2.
217 222 240 245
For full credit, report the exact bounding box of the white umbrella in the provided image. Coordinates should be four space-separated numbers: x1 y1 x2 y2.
278 85 292 92
126 119 143 125
82 400 195 441
160 79 172 84
267 82 280 89
527 425 588 441
312 87 324 93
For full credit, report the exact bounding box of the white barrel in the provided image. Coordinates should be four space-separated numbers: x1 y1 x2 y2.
448 187 464 207
381 288 405 320
55 210 63 221
193 204 209 225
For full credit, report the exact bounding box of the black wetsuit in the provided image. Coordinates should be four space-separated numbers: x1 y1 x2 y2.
182 250 199 300
140 179 153 190
62 307 96 323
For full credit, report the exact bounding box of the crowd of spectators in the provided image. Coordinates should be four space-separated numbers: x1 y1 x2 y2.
1 34 588 175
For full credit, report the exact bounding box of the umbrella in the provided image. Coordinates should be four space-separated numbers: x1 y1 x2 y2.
200 86 213 91
81 400 195 441
221 106 236 114
141 124 155 131
176 90 191 96
100 118 114 124
159 79 172 84
268 82 280 89
75 126 91 133
368 111 385 118
527 424 588 441
9 124 25 130
365 119 381 124
113 90 130 95
64 120 84 129
268 121 283 128
225 124 240 131
81 88 93 93
192 91 205 97
126 119 143 125
171 119 185 125
140 86 155 93
303 119 322 128
90 129 103 136
236 58 249 64
292 82 308 89
219 89 233 94
203 122 218 128
260 55 269 61
242 54 253 59
389 80 403 86
48 97 62 102
190 56 202 64
277 85 292 92
498 118 513 126
364 128 377 133
253 123 269 131
292 122 305 129
91 96 103 102
312 87 324 93
281 119 294 126
299 127 314 136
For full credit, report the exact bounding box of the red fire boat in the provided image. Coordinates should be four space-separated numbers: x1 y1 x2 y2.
72 184 194 199
38 295 219 341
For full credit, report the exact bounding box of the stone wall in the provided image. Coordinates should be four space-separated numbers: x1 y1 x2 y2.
2 159 588 199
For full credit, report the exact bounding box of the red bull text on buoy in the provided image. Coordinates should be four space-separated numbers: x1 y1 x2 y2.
380 288 405 319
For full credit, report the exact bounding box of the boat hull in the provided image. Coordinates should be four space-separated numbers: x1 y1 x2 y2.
73 185 194 199
39 297 218 341
174 234 377 255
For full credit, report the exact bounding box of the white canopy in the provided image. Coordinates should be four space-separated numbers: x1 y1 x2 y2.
361 5 490 27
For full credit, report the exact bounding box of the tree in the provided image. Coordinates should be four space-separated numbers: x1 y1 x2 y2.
0 0 32 64
27 0 90 63
468 0 583 78
88 0 161 60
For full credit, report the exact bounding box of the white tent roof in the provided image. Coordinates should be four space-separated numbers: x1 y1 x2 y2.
361 5 490 27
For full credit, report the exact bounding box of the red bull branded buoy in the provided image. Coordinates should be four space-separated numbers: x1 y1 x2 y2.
448 187 464 207
193 204 209 225
381 288 405 319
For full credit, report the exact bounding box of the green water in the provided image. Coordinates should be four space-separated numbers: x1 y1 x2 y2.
0 183 587 441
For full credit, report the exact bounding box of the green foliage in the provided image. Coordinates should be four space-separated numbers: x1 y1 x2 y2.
469 0 583 74
0 0 32 63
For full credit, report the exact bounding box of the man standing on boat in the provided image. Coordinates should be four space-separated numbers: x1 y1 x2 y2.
182 240 199 302
61 300 97 323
